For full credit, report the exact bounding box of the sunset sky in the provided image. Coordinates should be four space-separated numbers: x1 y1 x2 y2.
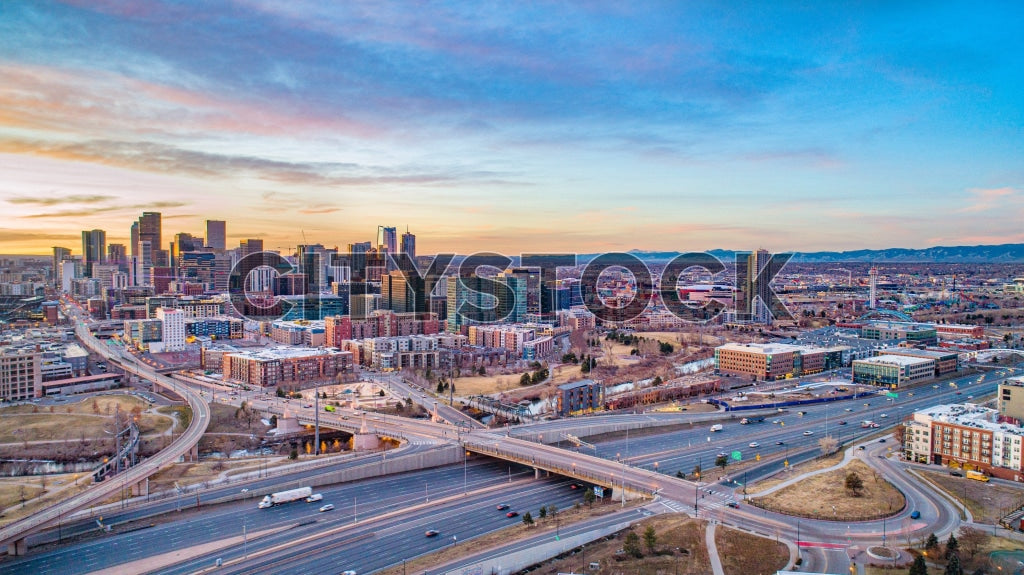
1 1 1022 256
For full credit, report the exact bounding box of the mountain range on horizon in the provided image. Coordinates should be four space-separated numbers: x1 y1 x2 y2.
615 243 1024 263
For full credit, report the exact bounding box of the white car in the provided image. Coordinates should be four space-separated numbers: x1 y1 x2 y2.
803 430 814 436
319 504 335 512
749 442 760 448
341 571 357 575
880 413 888 418
771 419 780 424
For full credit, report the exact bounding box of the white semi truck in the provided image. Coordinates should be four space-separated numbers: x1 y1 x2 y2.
258 486 313 509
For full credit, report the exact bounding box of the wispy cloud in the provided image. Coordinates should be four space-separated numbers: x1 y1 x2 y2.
958 187 1018 213
7 194 115 206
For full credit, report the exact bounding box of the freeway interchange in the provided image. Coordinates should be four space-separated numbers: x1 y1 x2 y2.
2 307 1017 574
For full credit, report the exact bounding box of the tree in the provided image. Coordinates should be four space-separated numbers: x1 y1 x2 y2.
715 454 728 471
276 387 286 398
908 554 928 575
520 373 531 386
538 505 547 519
477 366 486 376
522 511 534 527
945 533 959 559
643 525 657 554
652 376 663 386
925 533 939 551
623 531 643 558
289 447 298 460
659 341 674 354
692 464 702 480
956 526 988 561
845 472 864 497
378 389 385 397
819 435 839 456
437 380 445 393
944 553 962 575
583 488 596 507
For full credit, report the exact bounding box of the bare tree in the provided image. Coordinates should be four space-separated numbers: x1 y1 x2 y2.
818 435 839 456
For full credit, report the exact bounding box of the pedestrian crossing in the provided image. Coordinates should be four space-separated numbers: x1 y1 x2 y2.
659 489 737 514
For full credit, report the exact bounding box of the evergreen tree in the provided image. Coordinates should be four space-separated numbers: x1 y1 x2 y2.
925 533 939 551
944 553 962 575
908 555 927 575
945 533 959 559
623 531 643 558
643 525 658 554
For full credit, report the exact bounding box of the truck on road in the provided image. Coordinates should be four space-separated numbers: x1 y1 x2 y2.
740 416 765 425
258 486 313 509
710 424 723 432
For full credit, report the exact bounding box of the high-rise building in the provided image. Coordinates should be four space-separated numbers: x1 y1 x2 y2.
156 308 186 352
382 271 412 313
0 347 41 401
734 249 784 324
401 230 416 260
81 229 106 276
206 220 226 250
130 221 139 259
377 226 397 254
137 212 164 266
107 243 127 271
52 247 71 287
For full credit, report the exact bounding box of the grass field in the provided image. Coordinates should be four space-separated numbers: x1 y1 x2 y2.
0 411 171 443
450 361 585 397
716 525 790 575
750 459 905 520
917 469 1024 524
745 452 844 495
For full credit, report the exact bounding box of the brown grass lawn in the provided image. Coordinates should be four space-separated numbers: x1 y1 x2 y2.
917 470 1024 524
716 526 790 575
0 412 171 443
0 394 153 417
750 460 905 520
745 452 844 495
0 482 45 511
451 361 585 397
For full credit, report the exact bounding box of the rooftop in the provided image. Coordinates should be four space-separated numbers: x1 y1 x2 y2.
917 403 1024 437
717 342 804 355
226 346 347 361
854 354 934 367
558 379 599 391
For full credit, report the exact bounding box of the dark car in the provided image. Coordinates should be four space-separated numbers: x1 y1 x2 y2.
726 502 740 509
776 441 785 445
910 510 921 519
506 511 519 518
879 439 886 443
950 471 963 477
838 420 847 425
425 529 440 537
496 504 510 510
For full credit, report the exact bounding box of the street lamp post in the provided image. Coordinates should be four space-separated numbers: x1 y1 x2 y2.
314 380 320 456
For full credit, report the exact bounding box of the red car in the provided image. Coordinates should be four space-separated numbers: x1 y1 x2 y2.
506 511 519 518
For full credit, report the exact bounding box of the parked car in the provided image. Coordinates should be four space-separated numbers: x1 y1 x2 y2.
950 471 963 477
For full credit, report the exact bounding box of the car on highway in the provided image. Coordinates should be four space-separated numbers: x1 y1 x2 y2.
496 504 510 510
880 413 888 418
838 420 847 425
933 384 939 388
771 419 780 424
879 439 887 443
749 442 760 448
425 529 440 537
341 571 357 575
506 511 519 518
319 504 335 512
776 441 785 445
803 430 814 436
845 408 853 412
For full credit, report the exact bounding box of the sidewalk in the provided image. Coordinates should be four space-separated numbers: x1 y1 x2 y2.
705 521 725 575
751 442 861 497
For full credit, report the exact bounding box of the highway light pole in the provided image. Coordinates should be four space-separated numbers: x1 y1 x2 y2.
314 380 320 456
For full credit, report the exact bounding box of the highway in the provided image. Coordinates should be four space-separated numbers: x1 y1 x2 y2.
0 303 211 556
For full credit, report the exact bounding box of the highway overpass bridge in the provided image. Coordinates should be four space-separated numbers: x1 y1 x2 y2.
0 317 211 556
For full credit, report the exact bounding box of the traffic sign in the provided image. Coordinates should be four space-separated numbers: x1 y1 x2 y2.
886 392 898 398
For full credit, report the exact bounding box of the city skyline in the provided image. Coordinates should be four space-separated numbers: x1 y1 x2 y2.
1 2 1023 255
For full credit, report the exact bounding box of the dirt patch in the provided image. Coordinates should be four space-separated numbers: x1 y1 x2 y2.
917 470 1024 525
716 525 790 575
749 459 905 521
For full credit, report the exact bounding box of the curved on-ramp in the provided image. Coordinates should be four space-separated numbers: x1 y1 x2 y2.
0 321 210 555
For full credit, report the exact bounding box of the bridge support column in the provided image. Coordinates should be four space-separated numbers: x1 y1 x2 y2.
7 537 26 556
132 477 149 497
534 467 540 479
188 443 199 462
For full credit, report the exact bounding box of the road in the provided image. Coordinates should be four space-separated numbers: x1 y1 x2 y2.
0 303 211 555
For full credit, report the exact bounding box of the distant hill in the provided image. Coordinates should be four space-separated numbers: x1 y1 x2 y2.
594 244 1024 263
